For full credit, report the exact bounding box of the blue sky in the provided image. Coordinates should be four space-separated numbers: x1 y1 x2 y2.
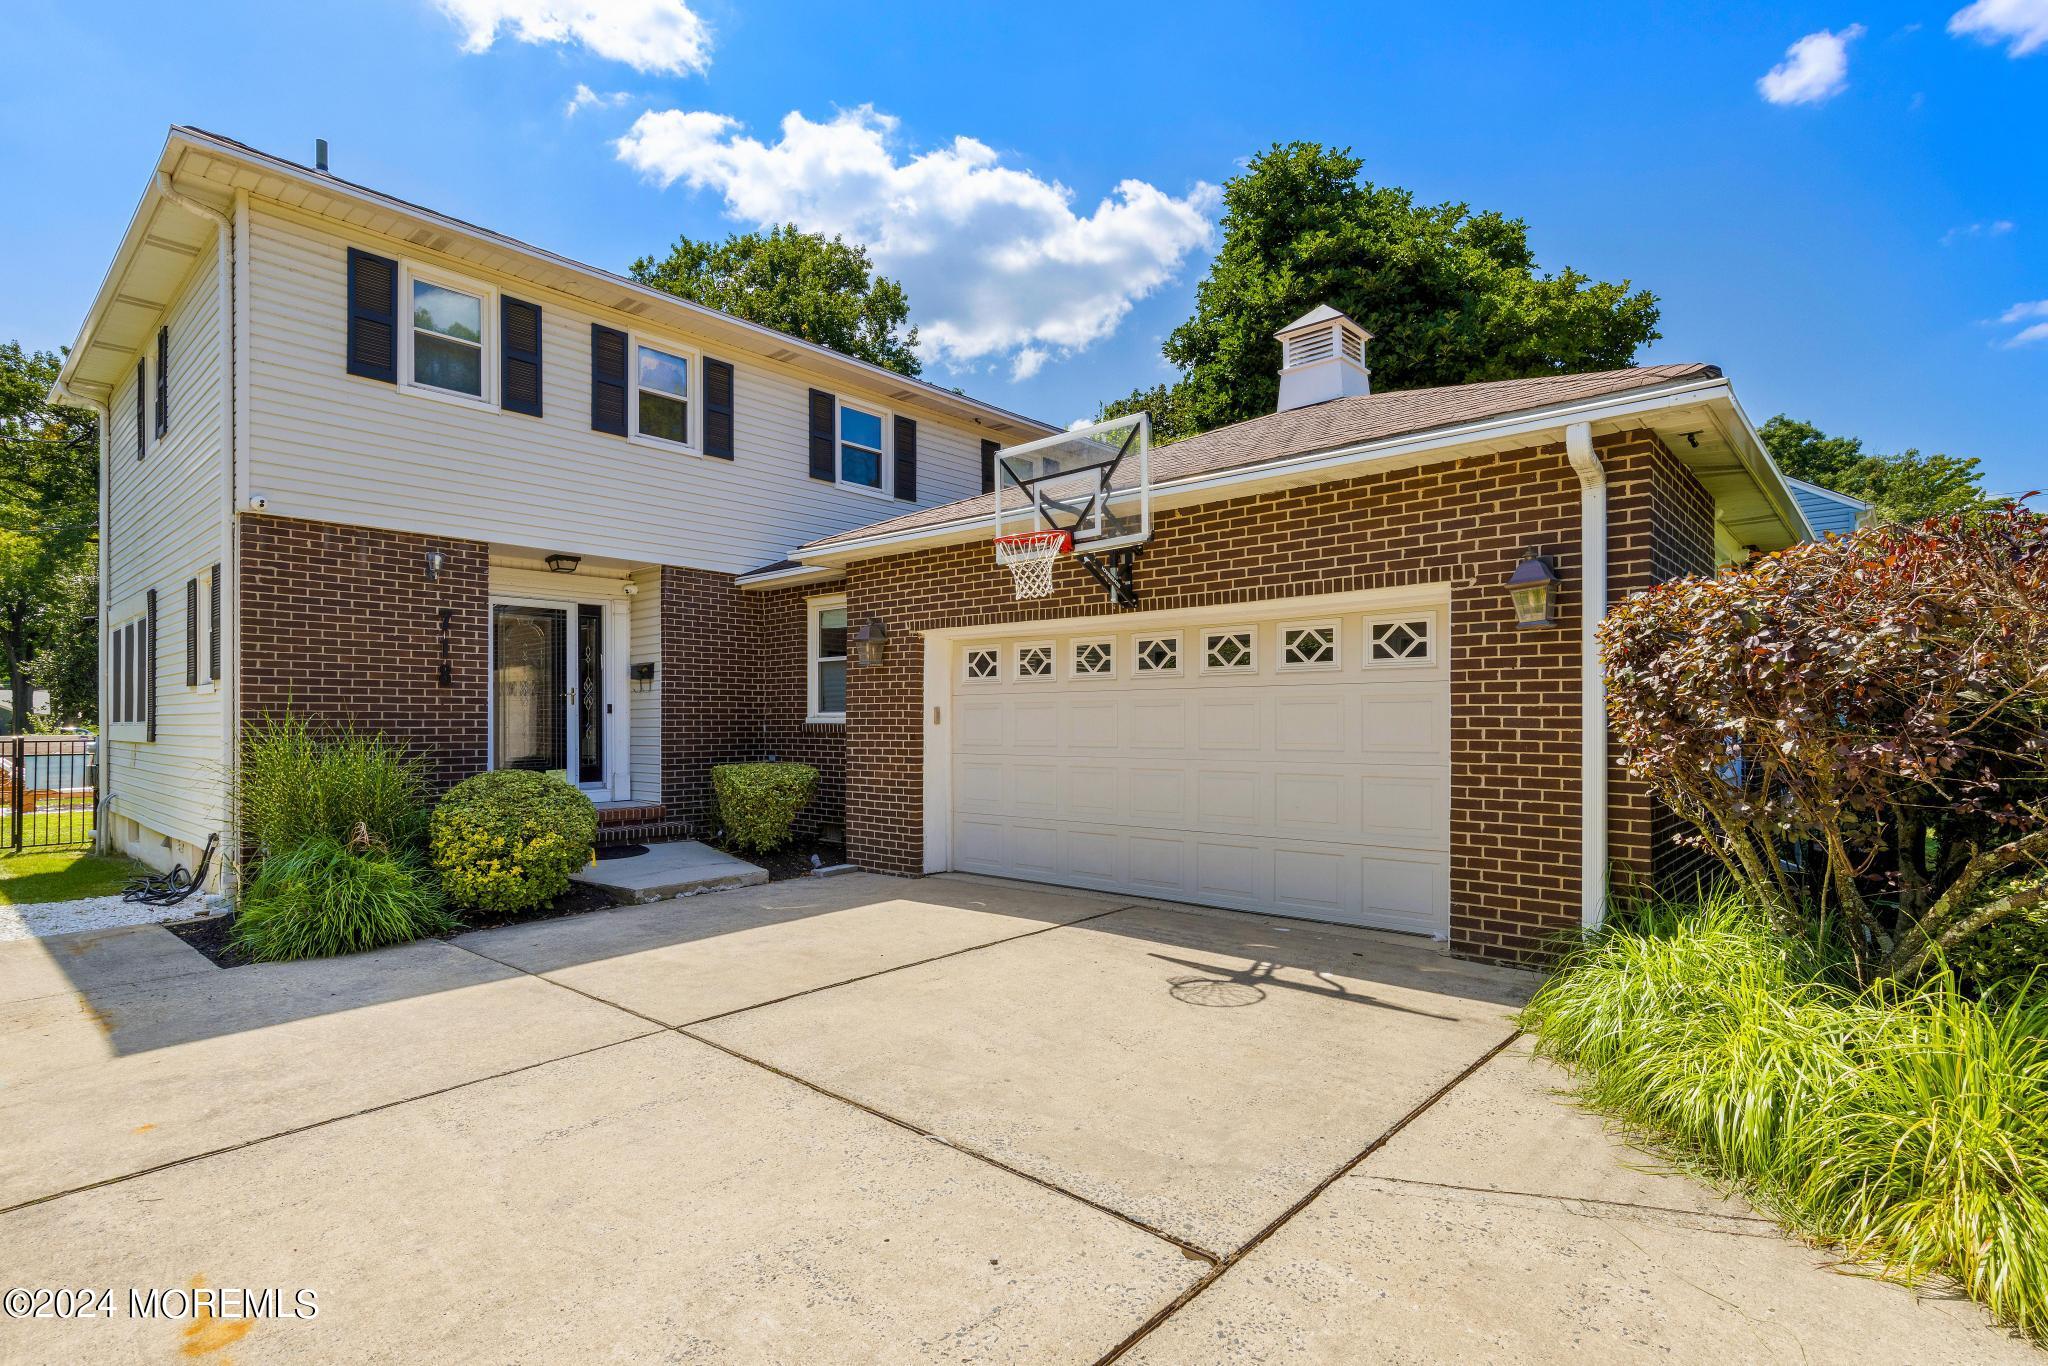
3 1 2042 491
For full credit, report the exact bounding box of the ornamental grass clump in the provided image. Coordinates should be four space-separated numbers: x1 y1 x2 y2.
231 832 455 961
430 769 597 915
238 713 432 856
1525 894 2048 1342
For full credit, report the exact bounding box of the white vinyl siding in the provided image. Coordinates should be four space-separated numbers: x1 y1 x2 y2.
104 250 230 856
244 205 991 575
628 567 662 803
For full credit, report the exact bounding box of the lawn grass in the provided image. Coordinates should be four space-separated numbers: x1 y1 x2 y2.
1522 893 2048 1344
0 846 145 905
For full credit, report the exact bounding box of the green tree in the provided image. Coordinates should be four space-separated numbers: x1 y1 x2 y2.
0 342 99 730
1103 142 1661 440
1758 415 1991 523
630 224 921 377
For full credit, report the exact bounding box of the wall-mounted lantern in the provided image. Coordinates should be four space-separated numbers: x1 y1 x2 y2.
850 618 889 667
424 550 445 582
545 553 582 574
1506 550 1560 629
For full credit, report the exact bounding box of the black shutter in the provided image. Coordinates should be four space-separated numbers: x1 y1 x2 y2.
808 389 836 481
980 439 1000 494
145 589 158 743
703 358 735 460
590 324 628 435
893 416 918 502
185 579 199 686
501 296 543 416
155 327 170 437
209 564 222 682
345 247 399 382
135 360 146 461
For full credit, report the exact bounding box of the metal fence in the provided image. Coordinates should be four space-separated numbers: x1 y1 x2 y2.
4 733 97 851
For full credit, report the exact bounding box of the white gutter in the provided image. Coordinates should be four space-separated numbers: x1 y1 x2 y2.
799 376 1739 565
1565 422 1607 930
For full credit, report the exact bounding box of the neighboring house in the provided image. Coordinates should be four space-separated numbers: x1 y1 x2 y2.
53 128 1814 964
1784 476 1875 538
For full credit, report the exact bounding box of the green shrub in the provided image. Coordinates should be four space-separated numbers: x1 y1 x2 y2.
712 762 817 853
239 713 431 857
1525 894 2048 1343
429 770 596 914
232 836 455 961
1950 895 2048 1003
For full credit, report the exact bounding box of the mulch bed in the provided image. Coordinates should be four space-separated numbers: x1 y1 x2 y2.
448 881 622 934
165 912 251 969
735 835 851 883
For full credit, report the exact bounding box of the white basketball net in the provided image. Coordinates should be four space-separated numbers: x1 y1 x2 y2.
993 531 1072 600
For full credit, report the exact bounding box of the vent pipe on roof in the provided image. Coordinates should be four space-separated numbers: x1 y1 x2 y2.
1275 304 1371 412
315 139 329 173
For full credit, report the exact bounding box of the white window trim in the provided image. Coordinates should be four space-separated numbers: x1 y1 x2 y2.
1068 636 1117 680
1013 640 1056 682
1277 619 1342 673
106 593 150 742
960 644 1001 685
835 396 894 500
398 260 497 410
627 330 704 456
806 593 848 724
1132 631 1183 678
1200 625 1259 675
1364 612 1437 668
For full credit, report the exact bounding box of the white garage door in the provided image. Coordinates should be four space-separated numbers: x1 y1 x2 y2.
947 597 1451 936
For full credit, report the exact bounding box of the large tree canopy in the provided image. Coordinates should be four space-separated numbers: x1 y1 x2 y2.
0 342 98 727
630 224 922 378
1758 414 1991 523
1103 142 1661 438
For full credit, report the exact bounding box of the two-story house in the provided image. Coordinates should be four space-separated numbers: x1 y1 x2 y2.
55 127 1814 963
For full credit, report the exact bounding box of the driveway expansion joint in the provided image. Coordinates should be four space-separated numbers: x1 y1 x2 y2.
1353 1173 1778 1230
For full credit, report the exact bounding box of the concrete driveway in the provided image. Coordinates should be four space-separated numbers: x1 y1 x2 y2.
0 873 2031 1363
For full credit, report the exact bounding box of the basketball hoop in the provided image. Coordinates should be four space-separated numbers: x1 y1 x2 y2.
993 530 1072 600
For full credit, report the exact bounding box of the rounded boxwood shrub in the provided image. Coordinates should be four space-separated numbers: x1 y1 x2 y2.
712 762 817 853
430 770 597 914
232 835 455 961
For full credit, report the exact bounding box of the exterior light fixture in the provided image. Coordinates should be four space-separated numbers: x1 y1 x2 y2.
424 550 445 582
545 554 581 574
1506 550 1560 629
849 618 889 667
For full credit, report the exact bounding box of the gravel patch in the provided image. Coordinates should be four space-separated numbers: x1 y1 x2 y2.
0 893 230 943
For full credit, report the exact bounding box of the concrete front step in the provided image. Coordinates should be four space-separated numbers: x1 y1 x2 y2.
571 840 768 905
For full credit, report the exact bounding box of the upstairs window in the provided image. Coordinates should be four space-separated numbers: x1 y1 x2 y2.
839 403 885 491
636 344 691 446
409 276 485 398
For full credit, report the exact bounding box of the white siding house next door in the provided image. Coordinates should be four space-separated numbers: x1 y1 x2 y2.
941 591 1452 937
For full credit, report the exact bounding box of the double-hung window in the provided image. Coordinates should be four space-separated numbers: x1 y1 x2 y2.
838 403 886 492
636 344 692 447
807 595 848 723
408 273 488 400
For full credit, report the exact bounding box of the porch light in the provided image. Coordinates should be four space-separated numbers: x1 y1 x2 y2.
424 550 445 582
850 618 889 667
1506 550 1560 629
545 553 581 574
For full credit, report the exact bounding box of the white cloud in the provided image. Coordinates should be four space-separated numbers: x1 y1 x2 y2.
1996 300 2048 346
565 83 628 117
614 105 1217 376
1758 25 1866 104
1950 0 2048 56
433 0 711 75
1943 218 2018 243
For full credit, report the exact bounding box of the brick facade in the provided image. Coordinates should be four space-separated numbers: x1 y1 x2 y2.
745 583 848 842
838 430 1713 964
238 514 489 791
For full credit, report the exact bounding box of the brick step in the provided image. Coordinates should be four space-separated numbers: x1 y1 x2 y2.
595 802 667 829
596 820 692 847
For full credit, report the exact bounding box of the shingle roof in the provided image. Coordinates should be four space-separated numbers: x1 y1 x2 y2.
801 364 1722 552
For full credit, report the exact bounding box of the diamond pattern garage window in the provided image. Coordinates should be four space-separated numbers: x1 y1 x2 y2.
1204 629 1255 673
1073 640 1114 677
1369 619 1432 663
964 647 999 681
1135 635 1180 675
1017 644 1053 678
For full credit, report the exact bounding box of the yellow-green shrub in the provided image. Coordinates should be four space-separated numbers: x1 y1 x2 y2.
429 770 596 914
712 762 817 853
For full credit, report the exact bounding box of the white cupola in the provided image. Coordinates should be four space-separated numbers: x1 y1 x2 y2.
1275 304 1372 412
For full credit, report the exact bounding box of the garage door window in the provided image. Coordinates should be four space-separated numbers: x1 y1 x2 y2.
1016 643 1054 679
1280 622 1339 671
963 646 1000 682
1134 633 1180 676
1368 617 1433 665
1202 628 1256 673
1072 639 1114 678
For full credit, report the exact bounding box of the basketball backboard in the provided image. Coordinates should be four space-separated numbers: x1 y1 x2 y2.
991 412 1151 555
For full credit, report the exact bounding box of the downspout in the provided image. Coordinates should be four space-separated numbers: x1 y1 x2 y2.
155 172 238 889
1565 422 1607 929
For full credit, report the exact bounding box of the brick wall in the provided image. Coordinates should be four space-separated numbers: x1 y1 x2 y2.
745 583 848 841
840 429 1699 963
238 514 488 790
660 566 751 829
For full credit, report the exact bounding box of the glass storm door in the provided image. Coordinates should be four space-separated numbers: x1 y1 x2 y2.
493 605 568 776
577 605 605 787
